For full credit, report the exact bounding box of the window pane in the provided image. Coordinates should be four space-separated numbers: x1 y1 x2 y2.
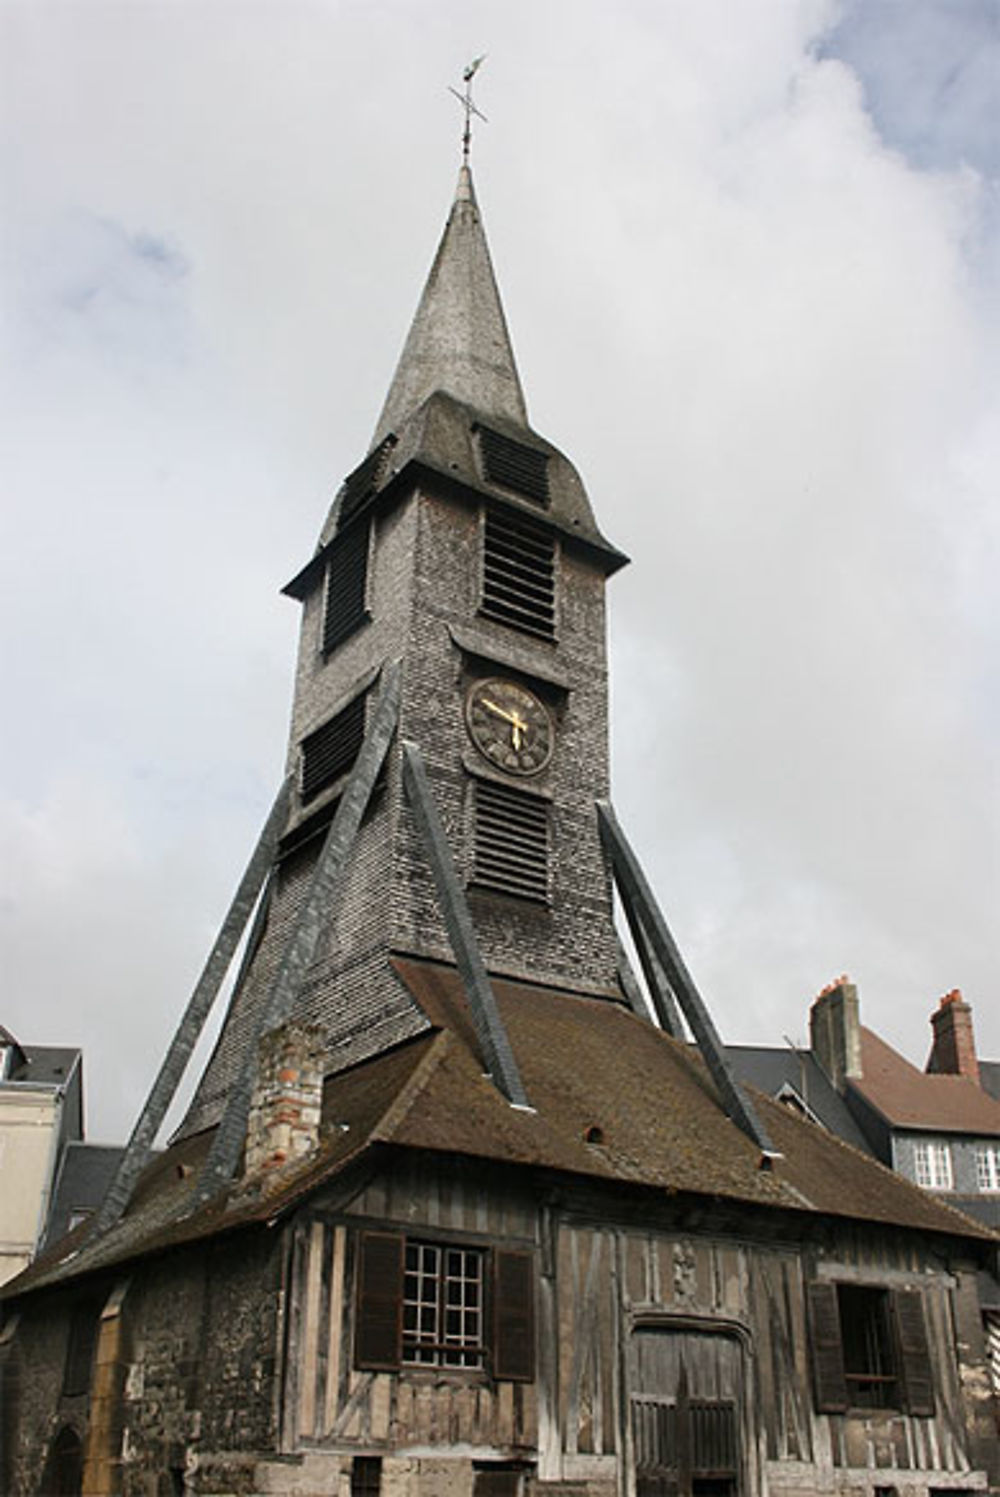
401 1238 485 1369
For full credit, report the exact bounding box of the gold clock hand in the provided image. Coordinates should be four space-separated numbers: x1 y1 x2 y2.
481 697 520 727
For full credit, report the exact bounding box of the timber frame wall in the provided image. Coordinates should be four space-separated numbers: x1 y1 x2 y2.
276 1150 998 1497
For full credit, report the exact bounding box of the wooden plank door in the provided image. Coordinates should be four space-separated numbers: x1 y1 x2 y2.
631 1328 743 1497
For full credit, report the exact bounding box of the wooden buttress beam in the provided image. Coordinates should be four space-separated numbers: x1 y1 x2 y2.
93 776 293 1233
596 799 778 1158
401 740 529 1109
191 660 403 1206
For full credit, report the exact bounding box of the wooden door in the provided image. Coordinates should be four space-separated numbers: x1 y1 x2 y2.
631 1327 743 1497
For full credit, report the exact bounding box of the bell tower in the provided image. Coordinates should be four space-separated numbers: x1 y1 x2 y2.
178 164 627 1139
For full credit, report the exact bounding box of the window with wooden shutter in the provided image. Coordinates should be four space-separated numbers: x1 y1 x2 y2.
301 691 367 803
475 425 550 506
808 1281 933 1416
353 1234 535 1382
493 1250 535 1382
893 1289 935 1416
806 1282 848 1413
323 520 371 654
481 510 556 641
355 1231 404 1371
472 780 549 904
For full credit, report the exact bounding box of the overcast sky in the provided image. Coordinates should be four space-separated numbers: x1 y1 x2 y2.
2 0 997 1144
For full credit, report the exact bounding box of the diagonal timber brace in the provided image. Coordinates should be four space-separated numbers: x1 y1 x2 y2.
191 661 403 1206
597 799 778 1159
93 776 294 1234
618 893 685 1038
402 741 529 1109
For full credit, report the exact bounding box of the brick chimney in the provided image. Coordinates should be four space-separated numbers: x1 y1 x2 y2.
926 989 979 1083
809 975 862 1092
245 1022 325 1180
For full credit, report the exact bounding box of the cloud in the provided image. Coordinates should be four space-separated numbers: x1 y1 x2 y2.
11 210 191 369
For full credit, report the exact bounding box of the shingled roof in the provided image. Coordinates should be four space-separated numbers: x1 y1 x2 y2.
852 1026 1000 1133
7 958 994 1303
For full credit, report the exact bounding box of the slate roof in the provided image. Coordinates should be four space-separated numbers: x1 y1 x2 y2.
851 1027 1000 1134
1 1043 80 1089
725 1044 873 1153
979 1060 1000 1103
44 1142 126 1250
8 959 995 1302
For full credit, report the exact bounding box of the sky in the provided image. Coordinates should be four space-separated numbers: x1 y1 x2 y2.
1 0 997 1144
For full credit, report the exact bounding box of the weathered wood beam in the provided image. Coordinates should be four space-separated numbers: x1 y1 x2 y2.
93 776 293 1233
596 799 778 1159
401 740 529 1109
192 660 402 1205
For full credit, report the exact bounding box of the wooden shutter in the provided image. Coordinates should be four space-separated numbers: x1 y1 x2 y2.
473 780 550 903
893 1289 935 1416
323 521 370 654
493 1250 535 1382
806 1282 848 1413
355 1231 403 1371
476 425 550 505
301 692 366 803
481 511 556 641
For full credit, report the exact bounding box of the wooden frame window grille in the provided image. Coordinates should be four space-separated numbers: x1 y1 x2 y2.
807 1281 934 1416
914 1139 953 1190
481 510 556 641
472 779 549 904
300 691 366 803
475 425 550 506
403 1241 485 1369
323 520 371 654
354 1231 535 1381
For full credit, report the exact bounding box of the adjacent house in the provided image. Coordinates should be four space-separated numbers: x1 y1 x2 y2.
0 1029 83 1287
0 1031 125 1289
729 980 1000 1404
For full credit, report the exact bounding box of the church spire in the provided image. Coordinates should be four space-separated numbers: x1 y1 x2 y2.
370 165 529 448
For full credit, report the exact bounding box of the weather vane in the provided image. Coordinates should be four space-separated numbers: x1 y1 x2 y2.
449 56 488 164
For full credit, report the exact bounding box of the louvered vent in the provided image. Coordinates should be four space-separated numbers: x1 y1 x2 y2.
472 779 549 903
323 521 370 654
301 692 366 803
481 511 556 640
476 425 549 505
339 434 397 524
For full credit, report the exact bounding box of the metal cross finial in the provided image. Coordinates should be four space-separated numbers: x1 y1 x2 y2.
449 56 488 164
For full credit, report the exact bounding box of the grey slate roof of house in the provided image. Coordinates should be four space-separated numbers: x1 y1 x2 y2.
4 1044 81 1088
979 1060 1000 1102
43 1142 127 1251
724 1044 873 1154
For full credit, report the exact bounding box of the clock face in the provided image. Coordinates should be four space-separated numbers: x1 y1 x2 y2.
465 677 554 777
